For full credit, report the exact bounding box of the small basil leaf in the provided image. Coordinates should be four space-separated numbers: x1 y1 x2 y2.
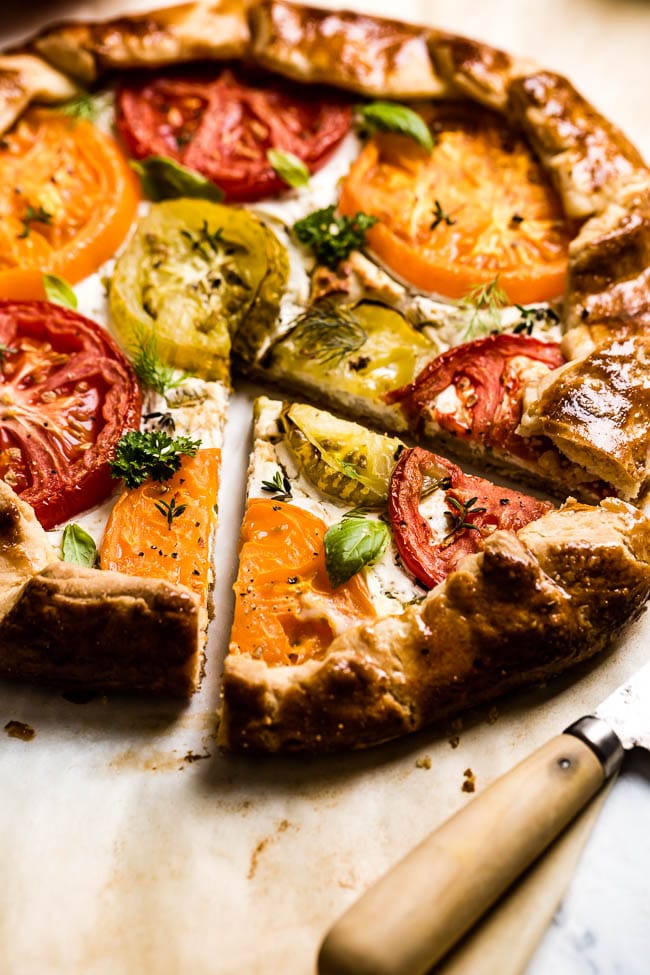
130 155 224 202
61 523 97 568
356 101 434 153
43 274 78 310
324 514 389 588
267 149 311 188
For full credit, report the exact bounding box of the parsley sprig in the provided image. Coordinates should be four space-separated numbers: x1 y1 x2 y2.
293 205 378 269
110 430 201 489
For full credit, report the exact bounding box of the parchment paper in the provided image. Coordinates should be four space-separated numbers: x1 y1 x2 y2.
0 2 649 973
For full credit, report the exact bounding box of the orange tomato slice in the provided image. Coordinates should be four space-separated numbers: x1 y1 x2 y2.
339 105 574 304
99 449 220 606
230 498 376 666
0 110 139 297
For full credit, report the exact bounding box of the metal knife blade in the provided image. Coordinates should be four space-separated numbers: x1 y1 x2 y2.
593 658 650 750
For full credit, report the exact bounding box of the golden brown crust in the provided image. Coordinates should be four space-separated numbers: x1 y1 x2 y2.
507 70 646 219
236 0 450 98
0 481 201 696
219 499 650 751
519 336 650 500
427 30 535 112
0 563 201 696
30 1 250 84
0 53 78 135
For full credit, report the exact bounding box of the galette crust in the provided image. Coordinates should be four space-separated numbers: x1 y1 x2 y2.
0 53 78 135
219 499 650 751
30 1 251 84
519 335 650 500
0 481 202 696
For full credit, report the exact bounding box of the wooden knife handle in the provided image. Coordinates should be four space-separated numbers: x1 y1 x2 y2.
318 734 607 975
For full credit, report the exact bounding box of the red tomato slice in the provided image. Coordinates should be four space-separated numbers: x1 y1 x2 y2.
386 334 564 462
116 67 352 202
0 301 141 529
388 446 552 589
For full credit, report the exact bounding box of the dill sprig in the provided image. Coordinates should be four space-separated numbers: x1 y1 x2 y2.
288 300 367 367
128 326 184 396
60 90 113 122
457 277 510 340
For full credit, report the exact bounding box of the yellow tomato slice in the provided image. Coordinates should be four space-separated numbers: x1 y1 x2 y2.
99 449 220 607
0 110 139 296
230 498 376 666
339 106 574 304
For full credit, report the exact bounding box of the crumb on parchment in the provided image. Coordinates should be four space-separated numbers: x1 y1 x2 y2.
462 768 476 793
4 720 35 741
415 755 432 769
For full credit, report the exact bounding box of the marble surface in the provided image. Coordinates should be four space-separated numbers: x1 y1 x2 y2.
1 3 649 975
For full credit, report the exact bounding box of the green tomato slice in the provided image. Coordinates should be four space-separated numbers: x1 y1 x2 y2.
283 402 404 506
270 300 435 400
109 199 288 382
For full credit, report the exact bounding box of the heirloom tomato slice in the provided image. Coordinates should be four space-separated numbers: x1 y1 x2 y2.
229 498 376 666
116 67 352 201
339 104 574 303
388 446 551 589
0 111 138 297
386 333 564 462
0 301 141 530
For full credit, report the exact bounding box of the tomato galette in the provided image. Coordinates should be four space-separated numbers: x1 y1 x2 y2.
0 0 648 751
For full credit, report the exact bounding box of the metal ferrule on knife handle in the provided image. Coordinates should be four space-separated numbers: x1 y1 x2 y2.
564 716 625 779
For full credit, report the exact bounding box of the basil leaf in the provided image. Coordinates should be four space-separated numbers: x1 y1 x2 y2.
267 149 311 188
43 274 78 310
324 514 389 588
61 523 97 568
130 156 224 203
356 101 434 153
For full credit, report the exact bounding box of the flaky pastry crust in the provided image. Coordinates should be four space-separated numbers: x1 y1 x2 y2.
219 499 650 751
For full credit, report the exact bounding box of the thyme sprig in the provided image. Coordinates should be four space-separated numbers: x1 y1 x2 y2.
443 496 487 543
513 304 560 335
261 469 293 501
430 200 456 231
180 222 225 260
154 495 188 529
17 205 53 240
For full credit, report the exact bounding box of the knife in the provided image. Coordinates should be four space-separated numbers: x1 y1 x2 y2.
318 659 650 975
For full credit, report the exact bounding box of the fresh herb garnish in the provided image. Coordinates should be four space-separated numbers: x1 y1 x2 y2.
458 277 510 339
430 200 456 231
261 469 293 501
110 430 200 489
180 222 225 260
513 304 560 335
267 149 311 188
128 325 183 396
288 300 367 366
130 155 224 203
154 495 188 529
324 511 389 588
355 101 434 153
61 523 97 567
443 496 487 543
43 273 78 310
60 89 113 122
0 343 17 364
17 205 53 240
293 205 378 269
